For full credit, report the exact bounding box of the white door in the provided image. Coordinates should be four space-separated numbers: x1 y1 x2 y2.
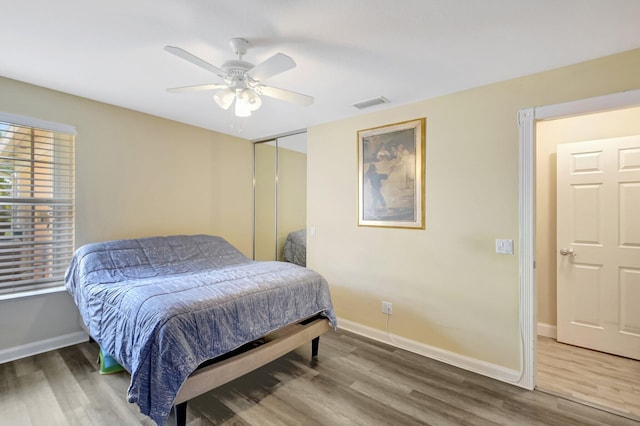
557 135 640 360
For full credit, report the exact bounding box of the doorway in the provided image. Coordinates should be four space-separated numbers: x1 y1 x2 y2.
534 106 640 418
517 89 640 391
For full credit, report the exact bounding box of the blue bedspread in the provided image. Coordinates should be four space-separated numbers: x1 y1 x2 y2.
64 235 336 425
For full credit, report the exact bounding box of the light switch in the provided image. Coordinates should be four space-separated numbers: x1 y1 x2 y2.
496 239 514 254
310 226 316 238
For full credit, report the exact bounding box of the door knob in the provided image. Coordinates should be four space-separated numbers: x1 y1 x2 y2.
559 248 576 257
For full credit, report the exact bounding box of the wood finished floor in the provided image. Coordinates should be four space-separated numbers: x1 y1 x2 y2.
536 335 640 421
1 330 639 426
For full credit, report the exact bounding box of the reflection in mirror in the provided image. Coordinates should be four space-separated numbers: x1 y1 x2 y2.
253 133 307 263
277 134 306 264
253 141 277 260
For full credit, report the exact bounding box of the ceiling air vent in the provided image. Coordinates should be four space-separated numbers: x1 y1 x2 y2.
353 96 390 109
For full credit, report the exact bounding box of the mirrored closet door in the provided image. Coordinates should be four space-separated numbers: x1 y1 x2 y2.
253 133 307 265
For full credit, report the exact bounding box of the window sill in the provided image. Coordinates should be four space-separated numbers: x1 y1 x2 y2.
0 285 67 302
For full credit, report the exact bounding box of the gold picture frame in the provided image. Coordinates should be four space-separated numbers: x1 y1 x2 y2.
357 118 425 229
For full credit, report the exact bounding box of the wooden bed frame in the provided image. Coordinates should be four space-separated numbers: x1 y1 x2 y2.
171 315 331 426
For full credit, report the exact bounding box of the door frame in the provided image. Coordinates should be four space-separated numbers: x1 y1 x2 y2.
517 88 640 389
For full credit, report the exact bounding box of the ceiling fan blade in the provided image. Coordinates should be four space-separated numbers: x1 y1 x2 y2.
248 53 296 82
164 46 227 79
256 85 314 106
166 83 228 93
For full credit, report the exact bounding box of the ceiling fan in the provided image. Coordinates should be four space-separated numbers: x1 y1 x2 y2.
165 38 314 117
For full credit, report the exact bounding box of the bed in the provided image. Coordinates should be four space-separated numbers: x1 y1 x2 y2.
64 234 336 426
283 228 306 266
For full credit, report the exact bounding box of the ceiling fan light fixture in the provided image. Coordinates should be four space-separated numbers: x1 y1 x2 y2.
213 88 235 110
241 88 262 111
166 39 313 117
234 95 252 117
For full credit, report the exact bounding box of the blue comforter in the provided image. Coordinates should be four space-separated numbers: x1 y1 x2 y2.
64 234 336 425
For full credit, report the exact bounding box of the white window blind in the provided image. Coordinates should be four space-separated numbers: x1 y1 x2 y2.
0 114 75 295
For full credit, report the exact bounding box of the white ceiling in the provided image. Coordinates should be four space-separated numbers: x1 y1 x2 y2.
2 1 639 141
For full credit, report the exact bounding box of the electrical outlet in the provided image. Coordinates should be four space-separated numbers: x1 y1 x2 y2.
381 301 393 315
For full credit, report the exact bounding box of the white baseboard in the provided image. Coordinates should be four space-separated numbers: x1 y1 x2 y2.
0 331 89 364
337 317 521 385
537 323 557 339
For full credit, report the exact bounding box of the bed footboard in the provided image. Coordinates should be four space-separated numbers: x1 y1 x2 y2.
172 316 330 425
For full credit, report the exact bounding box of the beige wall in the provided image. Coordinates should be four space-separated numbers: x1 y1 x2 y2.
0 76 253 252
307 48 640 370
0 76 253 352
536 106 640 326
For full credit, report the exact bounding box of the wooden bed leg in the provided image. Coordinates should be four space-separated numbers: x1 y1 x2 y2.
311 336 320 358
174 401 187 426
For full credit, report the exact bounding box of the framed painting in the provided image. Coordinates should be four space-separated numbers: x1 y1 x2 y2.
357 118 425 229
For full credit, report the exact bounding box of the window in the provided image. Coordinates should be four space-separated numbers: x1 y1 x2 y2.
0 113 75 295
